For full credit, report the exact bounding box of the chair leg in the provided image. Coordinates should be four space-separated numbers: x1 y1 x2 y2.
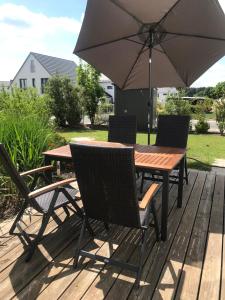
85 218 94 236
9 201 28 235
140 172 145 193
151 202 160 241
104 222 110 231
25 214 50 262
185 157 188 185
74 218 86 268
135 229 147 288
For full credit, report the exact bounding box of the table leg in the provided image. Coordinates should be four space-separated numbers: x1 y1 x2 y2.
177 157 185 208
161 171 169 241
44 155 53 183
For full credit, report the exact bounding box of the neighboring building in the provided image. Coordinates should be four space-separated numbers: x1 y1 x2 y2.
99 79 115 103
11 52 77 94
0 81 10 91
157 87 178 103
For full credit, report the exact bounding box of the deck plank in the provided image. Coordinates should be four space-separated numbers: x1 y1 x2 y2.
128 170 199 300
80 179 178 300
0 170 224 300
151 171 207 300
198 174 224 300
0 208 68 273
16 222 110 299
174 173 216 300
0 214 82 299
0 208 66 262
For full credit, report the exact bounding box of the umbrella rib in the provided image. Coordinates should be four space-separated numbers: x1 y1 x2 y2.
125 38 146 46
121 42 148 90
161 31 225 42
160 43 187 86
109 0 143 25
155 0 183 28
75 30 149 54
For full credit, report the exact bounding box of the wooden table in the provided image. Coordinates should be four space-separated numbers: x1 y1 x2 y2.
43 142 186 241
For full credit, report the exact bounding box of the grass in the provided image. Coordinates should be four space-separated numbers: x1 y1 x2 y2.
205 112 216 120
58 128 225 170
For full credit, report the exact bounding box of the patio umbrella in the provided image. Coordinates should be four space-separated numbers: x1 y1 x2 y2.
74 0 225 144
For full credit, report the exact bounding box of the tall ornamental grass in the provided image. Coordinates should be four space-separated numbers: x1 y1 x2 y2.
0 87 59 171
0 114 55 170
0 88 65 218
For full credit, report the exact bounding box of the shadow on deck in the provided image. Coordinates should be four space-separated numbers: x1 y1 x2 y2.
0 169 224 300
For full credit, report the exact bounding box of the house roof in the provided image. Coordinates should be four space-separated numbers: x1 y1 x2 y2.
31 52 76 82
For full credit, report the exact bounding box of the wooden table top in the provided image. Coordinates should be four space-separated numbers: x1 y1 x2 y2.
43 141 186 172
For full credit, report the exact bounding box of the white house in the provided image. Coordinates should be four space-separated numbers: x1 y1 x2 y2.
11 52 77 94
157 87 178 103
0 81 10 91
99 79 115 103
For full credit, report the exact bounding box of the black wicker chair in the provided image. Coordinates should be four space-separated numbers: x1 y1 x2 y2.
70 142 160 287
108 115 137 144
140 115 190 192
0 143 88 261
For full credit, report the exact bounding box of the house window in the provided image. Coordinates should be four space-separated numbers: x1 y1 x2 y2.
107 85 113 89
32 78 36 88
30 60 35 73
41 78 48 93
19 78 27 89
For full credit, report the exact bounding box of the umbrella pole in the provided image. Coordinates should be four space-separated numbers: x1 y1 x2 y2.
147 43 153 145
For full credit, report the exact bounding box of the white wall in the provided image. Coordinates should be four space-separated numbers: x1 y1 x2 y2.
100 80 114 102
157 87 178 103
12 54 50 94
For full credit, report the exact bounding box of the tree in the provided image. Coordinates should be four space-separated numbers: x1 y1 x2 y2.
76 61 104 126
46 76 82 127
213 81 225 99
45 76 67 127
215 98 225 135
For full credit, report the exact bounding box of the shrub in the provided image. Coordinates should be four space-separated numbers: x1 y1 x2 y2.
215 98 225 135
65 86 82 128
76 62 104 126
46 76 82 128
165 97 192 116
95 101 114 124
195 116 210 134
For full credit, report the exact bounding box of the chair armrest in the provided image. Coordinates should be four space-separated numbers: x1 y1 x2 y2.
20 165 54 177
28 178 76 199
139 183 160 210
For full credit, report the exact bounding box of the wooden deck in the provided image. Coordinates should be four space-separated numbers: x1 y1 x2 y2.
0 169 225 299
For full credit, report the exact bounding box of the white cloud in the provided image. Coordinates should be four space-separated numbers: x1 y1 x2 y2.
0 3 82 80
1 1 225 86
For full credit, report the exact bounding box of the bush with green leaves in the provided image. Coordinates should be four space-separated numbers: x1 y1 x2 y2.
46 76 82 128
95 100 114 124
195 116 210 134
215 98 225 135
165 97 192 116
76 62 104 126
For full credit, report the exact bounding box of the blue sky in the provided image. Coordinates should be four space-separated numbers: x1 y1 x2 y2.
0 0 225 87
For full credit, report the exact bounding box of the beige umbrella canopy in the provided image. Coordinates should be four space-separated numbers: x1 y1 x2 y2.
74 0 225 143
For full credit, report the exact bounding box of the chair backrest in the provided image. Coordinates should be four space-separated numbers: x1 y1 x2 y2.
108 115 137 144
0 144 29 198
70 143 141 228
155 115 190 148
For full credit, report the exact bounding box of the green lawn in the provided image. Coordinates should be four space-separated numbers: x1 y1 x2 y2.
58 129 225 170
205 112 216 120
